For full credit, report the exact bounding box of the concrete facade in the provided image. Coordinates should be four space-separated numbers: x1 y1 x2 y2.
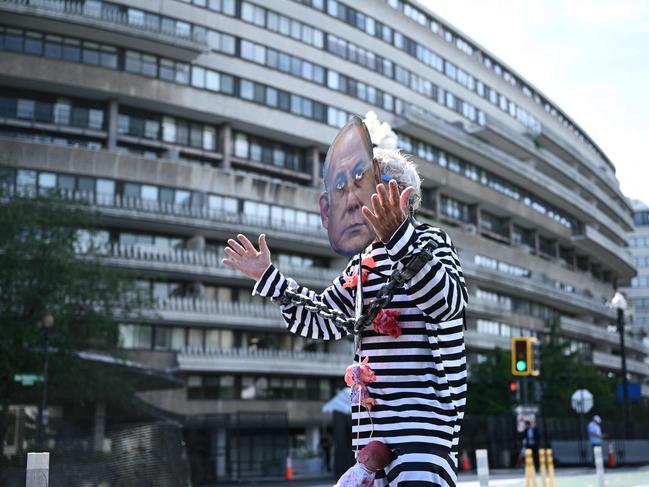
1 0 647 481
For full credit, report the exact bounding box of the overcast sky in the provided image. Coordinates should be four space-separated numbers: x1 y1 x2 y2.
421 0 649 205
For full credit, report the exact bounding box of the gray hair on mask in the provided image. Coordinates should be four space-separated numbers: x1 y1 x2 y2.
374 148 422 211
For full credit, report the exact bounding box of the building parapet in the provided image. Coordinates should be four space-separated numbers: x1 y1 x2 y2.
560 316 648 356
176 347 349 376
591 350 649 377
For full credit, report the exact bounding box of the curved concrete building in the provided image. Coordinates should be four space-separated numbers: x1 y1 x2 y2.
1 0 646 481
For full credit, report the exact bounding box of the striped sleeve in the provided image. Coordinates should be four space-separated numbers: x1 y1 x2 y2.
252 262 355 341
385 219 468 322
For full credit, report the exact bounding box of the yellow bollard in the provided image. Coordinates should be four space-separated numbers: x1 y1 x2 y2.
539 449 547 487
545 449 556 487
524 448 538 487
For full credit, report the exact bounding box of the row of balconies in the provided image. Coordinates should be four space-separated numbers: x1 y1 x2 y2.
460 251 615 319
1 0 209 60
402 104 633 236
104 240 617 321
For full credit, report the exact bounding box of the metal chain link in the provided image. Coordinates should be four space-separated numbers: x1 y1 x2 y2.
273 239 437 335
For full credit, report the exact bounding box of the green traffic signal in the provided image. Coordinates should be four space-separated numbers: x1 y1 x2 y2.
516 360 527 372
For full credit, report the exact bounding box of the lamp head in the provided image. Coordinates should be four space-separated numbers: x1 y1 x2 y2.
610 292 628 311
41 314 54 329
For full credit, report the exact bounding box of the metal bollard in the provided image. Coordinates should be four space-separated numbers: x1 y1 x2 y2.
593 446 605 487
25 452 49 487
524 448 538 487
545 449 556 487
476 449 489 487
539 449 547 487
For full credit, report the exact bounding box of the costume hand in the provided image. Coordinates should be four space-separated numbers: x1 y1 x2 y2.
361 180 415 242
222 233 271 281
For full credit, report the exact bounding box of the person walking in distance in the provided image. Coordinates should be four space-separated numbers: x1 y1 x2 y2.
588 415 603 448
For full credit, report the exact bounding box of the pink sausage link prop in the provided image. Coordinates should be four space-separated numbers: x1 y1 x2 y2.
344 357 377 411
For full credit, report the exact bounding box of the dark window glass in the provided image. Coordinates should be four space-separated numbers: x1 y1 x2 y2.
141 55 157 77
4 29 23 52
34 101 53 123
71 107 89 128
125 51 141 73
58 175 75 193
0 96 17 118
44 36 62 59
176 120 189 145
221 74 234 94
81 42 99 65
100 47 118 69
78 176 95 193
63 39 81 62
24 32 43 55
159 59 174 81
189 123 203 148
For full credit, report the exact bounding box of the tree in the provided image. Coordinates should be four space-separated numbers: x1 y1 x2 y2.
539 319 618 419
466 348 513 415
0 191 150 459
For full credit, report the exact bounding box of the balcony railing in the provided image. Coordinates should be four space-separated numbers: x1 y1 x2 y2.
3 186 330 245
106 244 338 286
143 297 282 328
176 347 350 376
1 0 208 49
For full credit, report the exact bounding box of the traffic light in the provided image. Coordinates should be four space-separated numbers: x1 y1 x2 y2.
509 380 521 404
512 337 531 376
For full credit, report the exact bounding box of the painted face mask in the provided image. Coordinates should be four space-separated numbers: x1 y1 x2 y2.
319 116 379 257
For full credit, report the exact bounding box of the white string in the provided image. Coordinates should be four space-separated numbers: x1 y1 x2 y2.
353 254 374 459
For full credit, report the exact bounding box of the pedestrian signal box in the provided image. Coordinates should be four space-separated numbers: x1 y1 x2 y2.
512 337 531 376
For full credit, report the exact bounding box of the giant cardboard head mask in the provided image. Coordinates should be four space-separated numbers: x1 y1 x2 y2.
319 116 380 257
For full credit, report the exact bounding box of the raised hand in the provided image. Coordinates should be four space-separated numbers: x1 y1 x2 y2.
222 233 271 281
361 179 415 243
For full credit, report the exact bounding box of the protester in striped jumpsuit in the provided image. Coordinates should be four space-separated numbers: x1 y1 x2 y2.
223 148 468 487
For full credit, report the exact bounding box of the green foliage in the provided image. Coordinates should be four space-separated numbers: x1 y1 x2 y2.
0 192 152 453
466 348 514 415
539 320 618 419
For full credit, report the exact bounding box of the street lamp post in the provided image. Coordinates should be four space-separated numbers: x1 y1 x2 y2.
36 313 54 451
610 292 631 440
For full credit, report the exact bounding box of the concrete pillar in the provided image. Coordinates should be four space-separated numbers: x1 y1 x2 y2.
433 189 441 218
107 99 119 151
505 218 513 242
93 401 106 453
306 426 320 453
309 147 321 188
26 452 49 487
13 407 25 455
221 124 232 170
163 147 180 160
213 428 227 479
472 204 481 227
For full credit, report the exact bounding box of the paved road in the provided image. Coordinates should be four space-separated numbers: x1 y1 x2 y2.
222 465 649 487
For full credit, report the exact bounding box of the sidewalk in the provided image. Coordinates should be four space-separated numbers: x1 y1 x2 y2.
218 465 649 487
